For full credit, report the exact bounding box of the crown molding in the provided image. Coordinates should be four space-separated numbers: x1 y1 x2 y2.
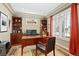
14 12 45 19
47 3 71 17
2 3 15 15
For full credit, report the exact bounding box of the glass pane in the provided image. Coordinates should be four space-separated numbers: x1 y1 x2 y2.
66 13 70 37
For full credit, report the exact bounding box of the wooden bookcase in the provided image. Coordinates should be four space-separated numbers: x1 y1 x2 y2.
11 16 22 45
40 19 48 36
12 16 22 33
41 20 47 31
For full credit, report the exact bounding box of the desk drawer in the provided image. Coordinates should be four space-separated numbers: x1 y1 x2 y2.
22 39 34 46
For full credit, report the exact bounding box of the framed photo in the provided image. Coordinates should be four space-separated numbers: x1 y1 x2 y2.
0 11 8 32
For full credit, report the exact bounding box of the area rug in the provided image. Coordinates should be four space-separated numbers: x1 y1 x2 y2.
30 49 44 56
23 49 44 56
7 45 66 56
7 45 21 56
7 45 44 56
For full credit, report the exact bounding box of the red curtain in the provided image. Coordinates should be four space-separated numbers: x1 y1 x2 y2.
69 3 79 55
50 16 52 36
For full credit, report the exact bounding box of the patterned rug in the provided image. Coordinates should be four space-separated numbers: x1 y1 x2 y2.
23 49 44 56
7 45 21 56
7 45 44 56
7 45 66 56
32 49 43 56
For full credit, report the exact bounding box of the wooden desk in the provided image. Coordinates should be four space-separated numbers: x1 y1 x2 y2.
10 33 49 55
21 35 49 46
21 35 49 55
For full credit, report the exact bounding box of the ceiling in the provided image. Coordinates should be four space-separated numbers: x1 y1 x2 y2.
10 3 61 16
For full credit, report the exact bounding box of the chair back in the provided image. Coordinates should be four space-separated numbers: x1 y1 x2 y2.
47 37 56 52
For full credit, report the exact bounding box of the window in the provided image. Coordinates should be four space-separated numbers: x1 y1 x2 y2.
52 8 71 39
65 11 70 37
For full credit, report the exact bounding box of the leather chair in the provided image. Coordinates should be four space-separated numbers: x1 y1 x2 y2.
36 37 56 56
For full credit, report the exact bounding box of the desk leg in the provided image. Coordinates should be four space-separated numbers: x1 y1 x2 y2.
36 45 37 56
21 46 23 56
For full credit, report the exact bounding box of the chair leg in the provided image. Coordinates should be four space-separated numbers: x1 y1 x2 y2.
45 51 47 56
53 50 55 56
45 53 47 56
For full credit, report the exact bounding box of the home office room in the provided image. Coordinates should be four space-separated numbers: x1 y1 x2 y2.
0 1 79 59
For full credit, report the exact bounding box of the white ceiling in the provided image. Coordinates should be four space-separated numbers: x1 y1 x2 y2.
11 3 61 16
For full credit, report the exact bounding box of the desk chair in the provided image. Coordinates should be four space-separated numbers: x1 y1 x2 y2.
36 37 56 56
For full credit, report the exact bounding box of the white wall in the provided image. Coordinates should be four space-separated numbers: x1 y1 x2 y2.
0 4 12 41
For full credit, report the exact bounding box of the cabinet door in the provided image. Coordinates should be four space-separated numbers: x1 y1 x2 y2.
12 17 22 33
10 34 18 45
10 33 22 45
21 39 34 46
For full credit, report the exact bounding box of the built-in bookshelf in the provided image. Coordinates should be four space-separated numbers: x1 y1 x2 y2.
40 19 48 36
12 16 22 33
41 20 47 31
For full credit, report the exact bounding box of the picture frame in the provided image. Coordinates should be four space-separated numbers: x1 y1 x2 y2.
0 11 8 32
